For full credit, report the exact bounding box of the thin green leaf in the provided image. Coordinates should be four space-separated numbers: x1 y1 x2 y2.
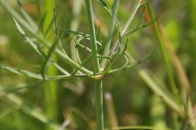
71 31 115 75
58 28 103 46
37 47 70 75
0 64 43 79
75 40 104 58
122 16 159 38
118 32 122 47
125 44 157 69
13 18 43 55
122 39 128 53
16 0 38 31
97 0 111 13
41 39 60 80
97 0 121 31
0 80 44 94
109 43 157 73
0 0 44 45
0 0 93 75
139 70 184 117
53 11 69 55
110 52 130 71
96 55 111 60
41 9 61 79
138 6 146 27
94 52 129 75
121 6 146 38
44 8 57 37
108 0 143 57
92 61 113 75
13 18 69 76
58 28 89 38
121 0 143 35
0 64 75 80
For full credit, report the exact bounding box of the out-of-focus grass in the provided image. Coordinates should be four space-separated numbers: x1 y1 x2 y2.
0 0 196 130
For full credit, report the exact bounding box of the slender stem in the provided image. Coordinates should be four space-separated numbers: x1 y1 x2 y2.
146 3 178 96
43 1 58 130
95 80 104 130
138 70 184 118
101 0 120 69
121 0 142 35
109 0 143 57
84 0 100 73
84 1 104 130
43 0 55 39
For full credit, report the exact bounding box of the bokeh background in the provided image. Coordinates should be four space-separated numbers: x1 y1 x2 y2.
0 0 196 130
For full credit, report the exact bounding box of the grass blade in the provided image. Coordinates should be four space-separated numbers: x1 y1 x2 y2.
16 0 38 31
0 64 74 80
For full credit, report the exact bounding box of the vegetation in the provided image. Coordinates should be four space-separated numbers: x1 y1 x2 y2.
0 0 196 130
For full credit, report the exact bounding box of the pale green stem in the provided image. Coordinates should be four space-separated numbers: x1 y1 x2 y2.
84 0 100 72
95 80 104 130
101 0 120 69
43 1 58 130
138 70 184 118
146 3 178 97
109 0 143 56
146 5 179 127
121 0 142 35
84 1 104 130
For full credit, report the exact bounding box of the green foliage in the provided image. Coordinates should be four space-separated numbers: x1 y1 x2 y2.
0 0 196 130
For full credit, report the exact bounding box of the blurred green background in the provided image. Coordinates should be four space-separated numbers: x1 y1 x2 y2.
0 0 196 130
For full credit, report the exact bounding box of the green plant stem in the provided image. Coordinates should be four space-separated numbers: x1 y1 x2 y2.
158 24 196 128
84 0 100 73
95 80 104 130
43 1 58 130
84 0 104 130
138 69 184 118
101 0 120 69
146 3 178 97
43 0 55 39
121 0 142 35
109 0 142 56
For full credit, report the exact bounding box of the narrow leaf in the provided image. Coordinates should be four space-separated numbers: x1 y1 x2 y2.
16 0 38 31
122 16 159 38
